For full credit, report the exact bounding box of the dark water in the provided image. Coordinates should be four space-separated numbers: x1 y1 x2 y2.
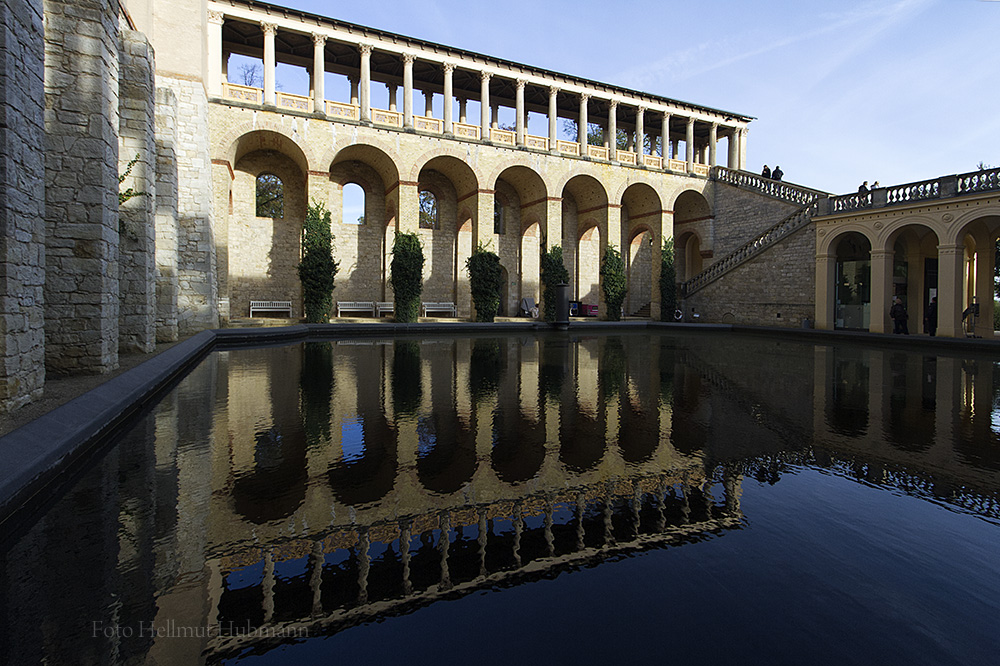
2 331 999 665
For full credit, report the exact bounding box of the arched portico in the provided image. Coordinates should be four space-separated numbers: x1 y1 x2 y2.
561 175 609 315
622 183 663 319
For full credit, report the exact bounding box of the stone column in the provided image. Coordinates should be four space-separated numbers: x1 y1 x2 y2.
739 128 748 169
491 102 499 128
423 90 433 117
661 113 670 158
479 72 492 138
814 251 836 330
709 122 718 167
261 22 276 105
207 10 224 97
402 54 414 128
312 34 326 114
608 101 618 161
636 106 645 159
548 86 558 152
349 76 359 106
869 249 893 334
937 244 965 338
458 97 467 123
578 93 589 154
359 44 372 122
974 234 996 338
388 84 397 111
685 118 694 173
516 79 526 146
443 63 455 133
727 128 738 168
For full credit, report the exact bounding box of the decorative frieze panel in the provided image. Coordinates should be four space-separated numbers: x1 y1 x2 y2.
669 159 686 172
587 145 609 160
414 115 443 133
525 134 548 151
491 128 515 145
556 140 578 155
276 91 310 112
617 151 636 165
452 121 480 139
223 82 263 104
372 108 402 127
693 164 710 176
326 100 360 120
643 155 662 169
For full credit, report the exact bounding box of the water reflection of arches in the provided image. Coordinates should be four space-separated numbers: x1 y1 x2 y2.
825 348 869 437
491 407 546 483
417 410 477 495
670 361 709 455
884 352 934 452
618 336 658 463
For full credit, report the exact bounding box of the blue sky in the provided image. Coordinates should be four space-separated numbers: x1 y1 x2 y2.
262 0 1000 195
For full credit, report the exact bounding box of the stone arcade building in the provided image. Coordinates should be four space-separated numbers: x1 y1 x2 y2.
2 0 999 413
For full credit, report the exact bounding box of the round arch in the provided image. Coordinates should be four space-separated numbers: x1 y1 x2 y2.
220 125 315 175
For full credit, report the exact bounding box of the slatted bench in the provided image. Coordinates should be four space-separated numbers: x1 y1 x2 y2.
376 301 394 317
249 300 293 318
336 301 375 317
421 301 457 317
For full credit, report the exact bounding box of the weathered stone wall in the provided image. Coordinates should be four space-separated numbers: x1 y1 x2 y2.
329 161 388 304
118 27 156 353
417 169 458 303
153 86 179 341
43 0 121 375
627 234 653 315
711 182 801 259
0 0 46 411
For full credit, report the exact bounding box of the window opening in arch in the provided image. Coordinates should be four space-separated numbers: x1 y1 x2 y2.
256 173 284 218
494 198 504 235
419 190 438 229
343 182 365 225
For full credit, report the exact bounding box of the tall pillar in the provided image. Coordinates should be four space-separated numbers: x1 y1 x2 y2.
661 113 670 158
480 72 491 137
709 122 718 167
443 63 455 133
261 22 277 105
402 54 414 128
974 234 996 338
727 128 738 168
349 77 359 106
685 117 694 173
739 128 748 169
312 33 326 114
608 101 617 160
359 44 372 122
458 97 467 123
870 249 893 334
424 90 433 117
516 79 526 146
207 11 224 97
578 93 589 154
815 253 837 330
548 86 558 152
387 84 397 111
937 244 965 338
636 106 645 158
491 102 499 128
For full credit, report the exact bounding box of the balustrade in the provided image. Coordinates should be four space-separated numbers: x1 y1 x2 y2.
525 134 548 151
669 158 686 172
491 128 515 145
372 108 402 127
587 145 609 160
222 82 263 105
885 179 938 205
452 121 480 140
958 167 1000 194
276 91 310 112
643 155 662 169
414 115 443 133
326 100 360 121
556 140 579 156
617 151 636 166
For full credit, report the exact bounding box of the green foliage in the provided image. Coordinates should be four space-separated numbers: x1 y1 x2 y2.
660 237 678 320
466 243 504 322
540 245 569 322
297 201 339 323
600 244 627 321
419 190 437 229
600 337 627 399
256 173 284 218
118 153 148 240
469 338 503 403
561 119 656 152
994 301 1000 331
300 342 333 445
390 232 424 322
392 341 422 415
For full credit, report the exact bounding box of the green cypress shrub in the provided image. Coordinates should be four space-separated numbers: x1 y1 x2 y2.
466 243 503 322
297 201 339 323
390 232 424 322
540 245 569 322
660 237 678 320
600 244 627 321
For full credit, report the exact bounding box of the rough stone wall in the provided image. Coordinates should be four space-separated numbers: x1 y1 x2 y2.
0 0 46 411
578 227 600 305
154 86 179 341
329 161 388 303
685 224 816 327
627 234 653 314
42 0 120 375
494 179 520 315
230 151 304 318
117 27 156 353
417 169 457 303
711 183 801 259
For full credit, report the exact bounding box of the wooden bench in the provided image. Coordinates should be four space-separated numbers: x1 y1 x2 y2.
336 301 375 317
421 301 457 317
249 300 293 318
376 301 394 317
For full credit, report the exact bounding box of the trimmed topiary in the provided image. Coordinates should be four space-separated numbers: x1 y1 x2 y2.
466 243 503 322
660 237 677 320
540 245 569 322
600 244 627 321
390 232 424 322
298 200 339 323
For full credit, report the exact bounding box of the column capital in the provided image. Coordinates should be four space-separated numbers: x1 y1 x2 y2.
443 62 456 74
358 43 373 57
637 105 646 114
402 53 416 65
549 85 559 97
609 99 618 109
208 10 225 25
480 70 492 82
686 116 694 126
711 121 719 129
580 92 591 102
311 32 327 46
260 22 277 36
516 79 527 91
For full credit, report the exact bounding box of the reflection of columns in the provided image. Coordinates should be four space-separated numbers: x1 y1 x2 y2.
685 117 694 172
311 34 326 114
709 122 718 167
439 512 452 589
608 101 617 160
578 93 590 154
870 248 893 334
635 106 645 157
359 44 372 122
480 72 491 137
262 549 275 623
402 54 414 128
400 520 413 595
815 251 837 330
512 504 524 567
387 84 397 112
575 493 586 551
207 11 224 96
680 483 691 523
423 90 433 117
310 541 324 615
443 63 455 133
357 528 370 604
207 559 223 627
661 113 670 158
261 22 277 105
477 508 488 577
515 79 526 146
544 497 555 556
937 244 965 338
548 86 558 152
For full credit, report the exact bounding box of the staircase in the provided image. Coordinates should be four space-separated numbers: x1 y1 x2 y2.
712 166 828 206
630 302 651 318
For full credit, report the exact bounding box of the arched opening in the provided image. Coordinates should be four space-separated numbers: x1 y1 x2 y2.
627 229 654 316
673 190 711 283
834 232 872 330
676 232 703 281
577 226 601 311
342 182 365 225
494 167 546 316
884 225 939 335
561 174 609 308
419 189 439 229
621 183 662 318
255 173 284 218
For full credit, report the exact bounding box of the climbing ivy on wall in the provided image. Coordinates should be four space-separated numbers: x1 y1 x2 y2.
391 232 424 322
600 244 627 321
466 243 503 322
540 245 569 322
298 201 339 323
660 237 677 320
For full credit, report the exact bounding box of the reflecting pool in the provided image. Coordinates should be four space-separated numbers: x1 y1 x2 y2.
2 331 999 665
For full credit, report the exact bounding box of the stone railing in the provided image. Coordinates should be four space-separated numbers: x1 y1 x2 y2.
693 164 710 177
372 108 402 127
326 100 359 121
453 121 480 140
712 166 827 206
826 168 1000 214
669 158 686 172
682 200 820 297
222 82 262 104
556 140 579 155
491 128 515 145
525 134 548 150
588 145 609 160
958 166 1000 194
643 154 662 169
885 178 938 205
276 91 311 112
617 151 637 165
414 115 443 133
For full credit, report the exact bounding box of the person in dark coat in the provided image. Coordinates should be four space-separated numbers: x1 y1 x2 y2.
761 165 771 179
923 297 937 336
772 166 783 181
890 296 909 334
